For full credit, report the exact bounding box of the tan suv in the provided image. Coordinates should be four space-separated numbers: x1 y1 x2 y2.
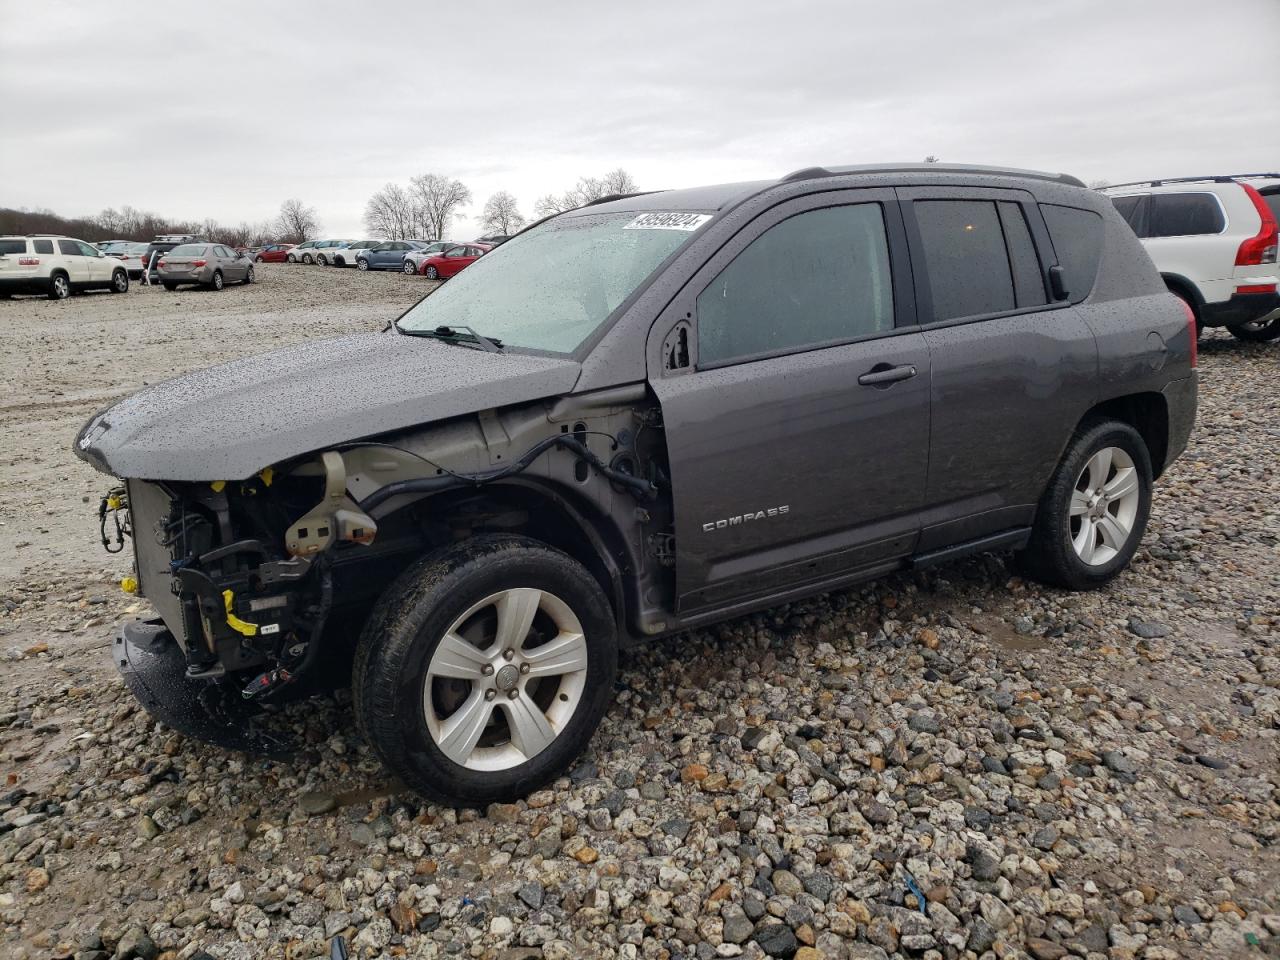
0 235 131 300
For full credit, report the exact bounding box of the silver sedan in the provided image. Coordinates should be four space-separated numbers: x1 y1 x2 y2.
156 243 254 291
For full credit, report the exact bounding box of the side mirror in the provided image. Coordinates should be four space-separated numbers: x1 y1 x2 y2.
1048 265 1070 302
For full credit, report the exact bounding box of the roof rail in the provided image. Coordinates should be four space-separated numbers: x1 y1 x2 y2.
780 163 1086 188
1103 173 1280 190
581 190 661 208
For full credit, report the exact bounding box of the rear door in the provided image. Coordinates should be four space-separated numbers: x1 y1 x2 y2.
648 189 931 613
57 238 92 284
897 187 1098 548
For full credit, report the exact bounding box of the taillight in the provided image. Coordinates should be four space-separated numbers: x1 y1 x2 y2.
17 257 39 266
157 259 166 268
1177 296 1197 369
193 259 207 268
1236 184 1279 266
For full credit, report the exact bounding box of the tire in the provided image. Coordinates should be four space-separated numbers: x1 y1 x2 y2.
353 535 617 807
425 265 439 280
334 257 345 268
357 258 369 271
243 266 255 285
255 255 264 263
317 254 328 266
209 270 224 291
402 259 416 275
302 254 313 264
162 282 178 291
286 253 297 264
109 270 129 294
1228 316 1280 342
48 273 71 300
1168 290 1202 338
1018 419 1152 590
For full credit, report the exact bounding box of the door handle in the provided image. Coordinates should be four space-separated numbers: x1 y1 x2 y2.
858 363 917 386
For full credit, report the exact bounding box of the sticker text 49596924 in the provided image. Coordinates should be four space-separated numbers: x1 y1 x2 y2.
623 212 713 232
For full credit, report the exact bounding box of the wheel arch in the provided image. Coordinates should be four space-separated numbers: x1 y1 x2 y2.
1077 392 1170 478
1160 272 1204 322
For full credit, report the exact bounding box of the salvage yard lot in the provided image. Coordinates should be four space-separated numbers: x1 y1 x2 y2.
0 266 1275 959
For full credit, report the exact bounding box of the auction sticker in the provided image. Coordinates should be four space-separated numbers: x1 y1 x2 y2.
624 212 713 231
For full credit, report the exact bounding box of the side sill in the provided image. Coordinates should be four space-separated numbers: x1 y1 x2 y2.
911 527 1031 570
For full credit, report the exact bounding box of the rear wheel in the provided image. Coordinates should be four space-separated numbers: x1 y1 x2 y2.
353 535 617 806
425 265 439 280
48 273 71 300
1018 419 1152 590
209 270 224 291
110 269 129 293
1228 316 1280 342
255 255 264 263
1168 290 1202 338
402 259 417 275
162 282 178 291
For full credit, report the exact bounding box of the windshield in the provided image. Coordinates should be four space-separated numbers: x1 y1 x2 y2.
397 212 703 353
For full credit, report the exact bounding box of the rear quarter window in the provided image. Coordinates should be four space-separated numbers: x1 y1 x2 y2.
1039 204 1104 304
1148 193 1224 238
0 240 27 255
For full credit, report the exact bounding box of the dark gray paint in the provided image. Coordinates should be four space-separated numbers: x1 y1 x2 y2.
75 333 581 480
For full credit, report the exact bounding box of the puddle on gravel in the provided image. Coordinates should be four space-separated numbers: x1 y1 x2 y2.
973 615 1050 652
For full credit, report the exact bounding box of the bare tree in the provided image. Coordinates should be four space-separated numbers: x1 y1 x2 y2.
1086 178 1110 190
276 198 319 243
364 183 414 239
408 174 472 240
923 155 940 164
533 168 639 218
480 191 525 236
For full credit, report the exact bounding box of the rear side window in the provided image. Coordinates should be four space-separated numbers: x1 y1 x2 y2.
1148 193 1224 238
914 200 1014 321
697 203 894 366
0 240 26 255
33 239 53 255
1110 195 1146 232
1039 204 1104 304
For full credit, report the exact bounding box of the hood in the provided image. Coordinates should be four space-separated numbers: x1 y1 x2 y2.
74 332 581 481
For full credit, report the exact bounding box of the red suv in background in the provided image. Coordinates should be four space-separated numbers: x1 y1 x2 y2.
253 243 296 264
419 242 492 279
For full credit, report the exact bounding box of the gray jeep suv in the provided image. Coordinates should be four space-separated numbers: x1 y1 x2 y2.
75 163 1197 805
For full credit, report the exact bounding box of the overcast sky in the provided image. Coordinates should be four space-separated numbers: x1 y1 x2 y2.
2 0 1277 240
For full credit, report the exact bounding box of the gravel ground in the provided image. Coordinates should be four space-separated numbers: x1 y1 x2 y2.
0 266 1275 960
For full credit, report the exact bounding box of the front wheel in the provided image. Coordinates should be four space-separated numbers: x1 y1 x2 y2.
424 265 439 280
286 253 297 264
353 535 618 806
356 258 369 271
1018 419 1152 590
243 266 255 285
1228 315 1280 342
402 259 417 275
110 270 129 293
317 254 328 266
301 254 313 264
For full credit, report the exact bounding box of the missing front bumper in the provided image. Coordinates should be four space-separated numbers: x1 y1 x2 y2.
113 618 296 758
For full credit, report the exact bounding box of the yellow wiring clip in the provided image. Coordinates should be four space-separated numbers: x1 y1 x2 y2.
120 576 138 595
210 480 227 493
258 467 274 487
106 495 122 510
222 590 258 637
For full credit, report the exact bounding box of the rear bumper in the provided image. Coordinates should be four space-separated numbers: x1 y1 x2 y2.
1161 373 1198 472
0 276 52 295
1201 289 1280 327
157 270 212 284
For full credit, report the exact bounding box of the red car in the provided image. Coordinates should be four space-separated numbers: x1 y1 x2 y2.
253 243 296 264
419 242 491 279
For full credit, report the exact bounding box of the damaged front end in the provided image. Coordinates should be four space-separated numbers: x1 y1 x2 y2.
110 454 378 756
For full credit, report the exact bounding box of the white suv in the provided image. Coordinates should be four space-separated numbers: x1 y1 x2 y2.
1102 175 1280 341
0 235 131 300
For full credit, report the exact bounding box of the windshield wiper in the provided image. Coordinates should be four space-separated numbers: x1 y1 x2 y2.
399 324 504 353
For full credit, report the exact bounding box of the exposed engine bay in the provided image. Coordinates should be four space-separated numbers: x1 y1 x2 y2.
105 390 673 753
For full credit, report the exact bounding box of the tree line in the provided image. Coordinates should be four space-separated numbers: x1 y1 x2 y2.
363 168 639 240
0 199 321 247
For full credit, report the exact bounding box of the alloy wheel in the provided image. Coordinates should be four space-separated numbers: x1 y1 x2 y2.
1069 446 1141 565
424 588 588 771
